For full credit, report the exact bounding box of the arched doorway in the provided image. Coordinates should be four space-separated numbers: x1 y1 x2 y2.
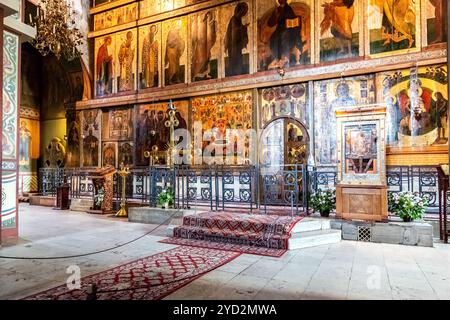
260 117 310 166
259 117 310 213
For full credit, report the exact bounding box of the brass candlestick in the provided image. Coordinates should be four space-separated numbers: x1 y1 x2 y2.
165 101 179 166
115 164 131 218
144 145 159 167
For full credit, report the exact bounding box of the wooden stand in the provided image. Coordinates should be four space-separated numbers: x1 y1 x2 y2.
86 166 117 215
53 183 70 210
336 184 388 222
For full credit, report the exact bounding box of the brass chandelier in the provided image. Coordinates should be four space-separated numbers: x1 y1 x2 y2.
32 0 83 61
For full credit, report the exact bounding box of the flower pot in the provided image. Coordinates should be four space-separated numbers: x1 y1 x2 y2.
320 209 330 217
402 216 413 222
161 202 169 209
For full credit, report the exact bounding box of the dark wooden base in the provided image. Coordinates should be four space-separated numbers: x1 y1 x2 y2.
336 184 388 222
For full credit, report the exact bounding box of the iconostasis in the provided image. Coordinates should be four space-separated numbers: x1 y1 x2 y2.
91 0 447 97
76 0 448 169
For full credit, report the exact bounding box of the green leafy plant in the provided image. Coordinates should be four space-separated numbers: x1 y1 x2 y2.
94 187 105 207
309 189 335 216
156 188 175 208
388 191 428 221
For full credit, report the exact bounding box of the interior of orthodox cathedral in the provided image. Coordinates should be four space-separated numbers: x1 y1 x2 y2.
1 0 450 304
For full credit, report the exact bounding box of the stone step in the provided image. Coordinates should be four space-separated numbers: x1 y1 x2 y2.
70 198 93 212
291 218 331 234
288 229 341 250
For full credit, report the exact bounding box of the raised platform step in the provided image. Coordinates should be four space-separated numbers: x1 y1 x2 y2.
70 198 93 212
128 207 196 225
291 217 331 234
180 212 303 234
29 195 56 207
288 229 342 250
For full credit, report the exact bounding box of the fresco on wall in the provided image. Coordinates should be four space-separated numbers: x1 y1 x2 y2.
139 23 161 89
163 17 187 86
66 112 81 168
192 91 253 163
69 71 84 102
257 0 312 72
95 35 115 96
94 3 138 31
190 8 219 82
220 1 252 77
367 0 420 56
377 65 448 148
318 0 362 62
260 83 309 128
21 47 41 108
102 142 117 167
19 118 39 170
41 56 71 120
139 0 161 18
82 110 101 167
314 75 376 167
423 0 447 46
119 142 134 166
135 101 189 166
116 29 137 92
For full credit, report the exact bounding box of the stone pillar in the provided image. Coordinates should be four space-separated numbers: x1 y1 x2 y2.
1 30 20 242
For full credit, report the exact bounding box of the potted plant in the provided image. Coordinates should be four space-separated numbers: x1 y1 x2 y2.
309 189 336 217
156 188 175 209
388 191 428 222
94 187 105 210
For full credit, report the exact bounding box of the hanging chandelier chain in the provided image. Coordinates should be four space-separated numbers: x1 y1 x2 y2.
32 0 84 61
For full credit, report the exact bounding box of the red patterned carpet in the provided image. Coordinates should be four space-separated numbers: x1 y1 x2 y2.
23 247 240 300
160 212 303 257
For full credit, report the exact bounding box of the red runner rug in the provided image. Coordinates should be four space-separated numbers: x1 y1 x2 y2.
23 246 240 300
161 212 303 257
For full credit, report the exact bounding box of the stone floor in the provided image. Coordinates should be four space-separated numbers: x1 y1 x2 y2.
1 203 450 300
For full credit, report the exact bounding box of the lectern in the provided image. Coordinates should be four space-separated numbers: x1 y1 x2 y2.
335 105 388 222
86 165 117 214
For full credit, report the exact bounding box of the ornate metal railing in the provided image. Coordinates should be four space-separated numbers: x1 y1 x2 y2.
39 165 444 213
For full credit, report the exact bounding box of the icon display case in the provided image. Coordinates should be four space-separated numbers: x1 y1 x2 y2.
335 104 388 222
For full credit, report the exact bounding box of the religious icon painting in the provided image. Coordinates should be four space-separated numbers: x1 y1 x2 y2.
376 64 448 148
189 8 220 82
174 0 186 9
139 0 161 18
81 110 102 168
93 3 138 31
94 35 115 97
102 142 117 167
259 83 309 129
119 142 134 167
139 23 161 89
366 0 421 57
316 0 363 62
115 29 137 93
108 109 133 141
257 0 313 72
421 0 447 47
134 101 189 166
162 16 188 86
19 118 40 170
66 111 81 168
219 1 253 78
313 75 376 168
192 91 253 164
